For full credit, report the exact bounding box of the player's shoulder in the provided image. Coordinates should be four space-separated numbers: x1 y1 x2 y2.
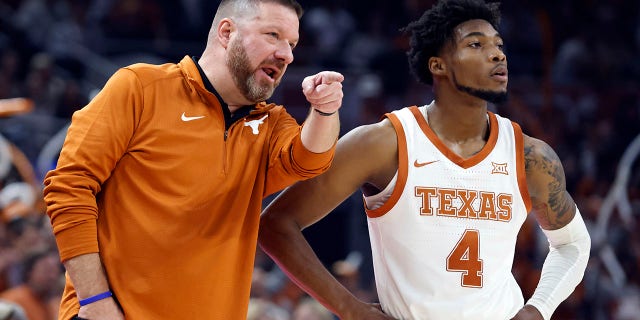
522 134 562 173
343 118 396 146
335 118 397 163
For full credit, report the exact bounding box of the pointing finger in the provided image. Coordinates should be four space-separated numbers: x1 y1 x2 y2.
317 71 344 85
301 71 344 97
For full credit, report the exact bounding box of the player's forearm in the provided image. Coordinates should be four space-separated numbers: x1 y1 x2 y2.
300 109 340 153
258 218 360 317
63 253 111 298
526 209 591 320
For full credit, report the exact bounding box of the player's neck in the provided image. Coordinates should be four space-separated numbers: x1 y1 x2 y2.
427 98 490 145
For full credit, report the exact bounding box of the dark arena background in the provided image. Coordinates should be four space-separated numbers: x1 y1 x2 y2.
1 0 639 319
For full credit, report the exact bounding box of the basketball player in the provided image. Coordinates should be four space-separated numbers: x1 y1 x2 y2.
258 0 591 319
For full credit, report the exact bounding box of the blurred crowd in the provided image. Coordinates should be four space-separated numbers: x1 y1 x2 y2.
0 0 639 319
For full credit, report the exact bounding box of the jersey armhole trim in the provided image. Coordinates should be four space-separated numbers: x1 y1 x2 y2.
513 121 532 212
366 112 409 218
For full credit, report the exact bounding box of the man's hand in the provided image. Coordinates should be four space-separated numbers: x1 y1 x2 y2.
302 71 344 115
511 304 544 320
342 302 396 320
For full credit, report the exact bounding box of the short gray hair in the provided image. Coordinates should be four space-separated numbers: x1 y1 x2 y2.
213 0 303 26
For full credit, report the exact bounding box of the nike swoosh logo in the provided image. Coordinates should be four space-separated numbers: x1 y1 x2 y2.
181 112 205 122
414 160 439 167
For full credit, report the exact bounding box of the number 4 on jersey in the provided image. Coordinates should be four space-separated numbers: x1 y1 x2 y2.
446 229 483 287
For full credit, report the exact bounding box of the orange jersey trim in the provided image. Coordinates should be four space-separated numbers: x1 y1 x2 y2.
410 106 499 169
366 112 409 218
512 121 532 212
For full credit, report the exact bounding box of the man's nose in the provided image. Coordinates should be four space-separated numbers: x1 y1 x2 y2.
275 42 294 65
490 48 506 62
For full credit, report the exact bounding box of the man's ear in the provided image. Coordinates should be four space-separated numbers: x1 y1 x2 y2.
428 57 446 76
218 18 234 48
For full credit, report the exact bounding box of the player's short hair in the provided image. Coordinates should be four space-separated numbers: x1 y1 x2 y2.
213 0 303 26
403 0 501 85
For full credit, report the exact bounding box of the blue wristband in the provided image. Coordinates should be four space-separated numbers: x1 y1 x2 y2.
78 291 112 306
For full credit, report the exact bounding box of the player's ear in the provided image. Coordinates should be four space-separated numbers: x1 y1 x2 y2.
428 57 446 76
218 18 235 48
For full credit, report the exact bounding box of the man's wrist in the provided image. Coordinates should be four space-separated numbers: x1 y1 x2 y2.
79 291 113 306
313 108 337 116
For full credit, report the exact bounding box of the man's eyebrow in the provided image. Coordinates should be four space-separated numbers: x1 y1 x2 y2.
461 31 502 39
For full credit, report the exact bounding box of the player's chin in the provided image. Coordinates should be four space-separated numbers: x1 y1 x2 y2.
492 84 508 95
492 80 508 89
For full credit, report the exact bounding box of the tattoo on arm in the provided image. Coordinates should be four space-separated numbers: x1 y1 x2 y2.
524 139 575 229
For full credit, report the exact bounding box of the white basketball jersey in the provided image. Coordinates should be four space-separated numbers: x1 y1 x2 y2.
365 104 531 320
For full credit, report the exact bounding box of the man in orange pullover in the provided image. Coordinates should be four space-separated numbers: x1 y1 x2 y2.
43 0 344 319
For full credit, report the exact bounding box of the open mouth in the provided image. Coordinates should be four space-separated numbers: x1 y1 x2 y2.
261 67 278 80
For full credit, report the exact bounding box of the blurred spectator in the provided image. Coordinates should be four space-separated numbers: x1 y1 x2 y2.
551 28 592 86
45 0 90 79
11 0 56 50
612 286 640 320
0 50 23 99
331 251 375 303
100 0 169 55
291 297 334 320
53 79 86 119
0 299 27 320
247 298 290 320
302 0 355 68
0 182 37 225
499 0 545 80
341 9 388 72
24 53 65 116
0 249 63 320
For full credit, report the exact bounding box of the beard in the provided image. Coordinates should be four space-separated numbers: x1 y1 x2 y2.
452 72 508 104
226 37 280 103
